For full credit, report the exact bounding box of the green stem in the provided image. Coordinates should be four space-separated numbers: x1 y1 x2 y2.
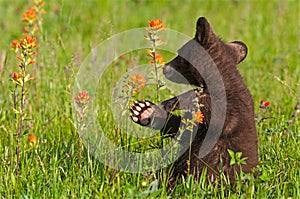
151 34 164 158
16 58 27 176
152 38 159 103
13 84 18 176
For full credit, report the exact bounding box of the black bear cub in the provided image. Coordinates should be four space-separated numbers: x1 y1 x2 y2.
130 17 258 186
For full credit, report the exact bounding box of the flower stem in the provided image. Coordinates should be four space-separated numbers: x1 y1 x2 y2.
13 85 19 176
152 38 159 102
151 35 164 152
16 58 26 176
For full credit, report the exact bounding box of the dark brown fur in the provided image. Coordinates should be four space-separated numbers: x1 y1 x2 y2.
130 17 258 187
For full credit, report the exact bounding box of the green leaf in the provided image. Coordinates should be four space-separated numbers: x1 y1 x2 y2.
227 149 235 158
240 157 248 165
228 149 236 165
259 170 272 182
236 152 243 159
230 158 236 166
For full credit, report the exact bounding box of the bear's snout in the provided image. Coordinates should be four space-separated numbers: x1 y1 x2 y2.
163 63 190 85
163 64 180 82
162 64 172 78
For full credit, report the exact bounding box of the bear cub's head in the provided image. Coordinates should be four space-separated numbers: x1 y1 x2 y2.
163 17 248 87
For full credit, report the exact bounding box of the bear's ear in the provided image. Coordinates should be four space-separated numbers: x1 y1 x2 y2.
228 41 248 64
195 17 217 48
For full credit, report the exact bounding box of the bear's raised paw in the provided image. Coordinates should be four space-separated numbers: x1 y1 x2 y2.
130 100 168 129
130 100 156 126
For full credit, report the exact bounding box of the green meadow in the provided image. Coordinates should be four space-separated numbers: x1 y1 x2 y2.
0 0 299 198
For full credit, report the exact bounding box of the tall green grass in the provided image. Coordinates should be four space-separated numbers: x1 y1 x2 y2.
0 0 299 198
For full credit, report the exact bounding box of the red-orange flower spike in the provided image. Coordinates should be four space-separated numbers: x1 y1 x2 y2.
74 91 92 107
193 111 205 124
154 53 164 65
10 71 23 85
129 73 146 88
18 36 38 52
147 50 165 65
11 40 19 48
28 133 38 147
260 100 270 109
23 36 37 47
148 19 166 31
22 7 37 24
12 72 22 81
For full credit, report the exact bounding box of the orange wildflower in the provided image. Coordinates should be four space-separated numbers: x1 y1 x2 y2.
11 72 22 85
19 36 37 49
148 19 166 31
127 73 146 93
260 100 270 109
22 7 37 24
28 134 37 147
12 72 22 80
74 91 92 107
129 74 146 88
193 111 205 124
147 50 165 65
11 40 19 49
154 53 164 65
29 59 35 65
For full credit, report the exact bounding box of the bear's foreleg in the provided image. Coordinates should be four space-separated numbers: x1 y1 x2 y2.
130 100 181 136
